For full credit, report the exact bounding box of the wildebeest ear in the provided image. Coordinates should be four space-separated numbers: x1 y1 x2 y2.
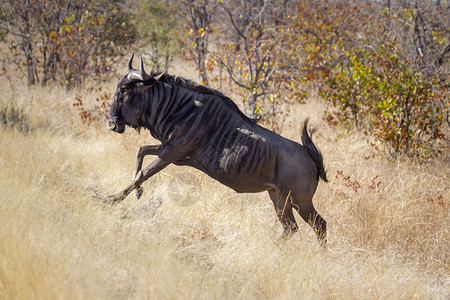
153 73 164 81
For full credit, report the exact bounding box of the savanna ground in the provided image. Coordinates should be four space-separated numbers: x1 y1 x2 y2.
0 60 448 299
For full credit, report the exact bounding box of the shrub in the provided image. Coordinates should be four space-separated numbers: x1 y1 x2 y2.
72 89 111 125
321 42 447 158
0 100 30 133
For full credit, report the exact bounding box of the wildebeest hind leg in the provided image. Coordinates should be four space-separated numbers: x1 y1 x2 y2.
268 189 298 238
293 202 327 246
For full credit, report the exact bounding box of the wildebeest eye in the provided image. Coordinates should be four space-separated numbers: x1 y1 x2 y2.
125 82 135 90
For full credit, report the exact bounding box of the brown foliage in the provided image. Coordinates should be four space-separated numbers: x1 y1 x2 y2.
72 89 111 124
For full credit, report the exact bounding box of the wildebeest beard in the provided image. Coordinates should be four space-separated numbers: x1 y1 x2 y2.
105 55 328 246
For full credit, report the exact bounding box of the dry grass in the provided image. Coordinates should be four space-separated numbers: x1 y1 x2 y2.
0 71 448 299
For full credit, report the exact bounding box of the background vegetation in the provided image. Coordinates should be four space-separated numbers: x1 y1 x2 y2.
1 0 447 156
0 0 448 298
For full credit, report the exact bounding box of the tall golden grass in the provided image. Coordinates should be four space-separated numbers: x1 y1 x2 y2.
0 69 448 299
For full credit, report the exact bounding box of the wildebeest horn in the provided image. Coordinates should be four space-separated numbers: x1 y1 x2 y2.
126 54 152 82
128 53 134 70
139 56 151 81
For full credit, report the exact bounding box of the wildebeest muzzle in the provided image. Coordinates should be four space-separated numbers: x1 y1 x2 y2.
109 119 125 134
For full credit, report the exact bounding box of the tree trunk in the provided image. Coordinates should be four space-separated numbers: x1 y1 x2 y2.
22 37 36 85
246 94 258 119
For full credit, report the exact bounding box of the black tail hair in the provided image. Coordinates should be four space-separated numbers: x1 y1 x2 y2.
301 118 328 182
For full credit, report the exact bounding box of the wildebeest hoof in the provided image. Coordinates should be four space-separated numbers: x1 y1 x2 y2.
103 194 124 204
135 186 144 199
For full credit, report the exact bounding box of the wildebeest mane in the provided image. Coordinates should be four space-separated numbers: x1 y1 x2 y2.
149 71 258 124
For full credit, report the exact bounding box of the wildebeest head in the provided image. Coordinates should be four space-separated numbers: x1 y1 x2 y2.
108 54 160 134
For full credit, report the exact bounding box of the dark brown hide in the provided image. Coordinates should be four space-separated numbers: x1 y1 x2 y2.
106 55 328 244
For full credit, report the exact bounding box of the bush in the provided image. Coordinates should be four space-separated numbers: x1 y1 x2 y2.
0 100 30 133
321 42 447 158
1 0 136 89
72 89 111 125
135 0 181 72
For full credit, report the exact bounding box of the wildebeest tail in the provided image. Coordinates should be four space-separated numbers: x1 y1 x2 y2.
301 118 328 182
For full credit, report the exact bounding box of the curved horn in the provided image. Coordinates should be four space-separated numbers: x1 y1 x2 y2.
128 53 135 70
139 56 151 81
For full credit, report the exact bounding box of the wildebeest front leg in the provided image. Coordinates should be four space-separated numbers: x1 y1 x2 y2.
104 157 170 204
134 145 163 198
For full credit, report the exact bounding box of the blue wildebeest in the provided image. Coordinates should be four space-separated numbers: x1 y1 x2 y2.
105 55 328 244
